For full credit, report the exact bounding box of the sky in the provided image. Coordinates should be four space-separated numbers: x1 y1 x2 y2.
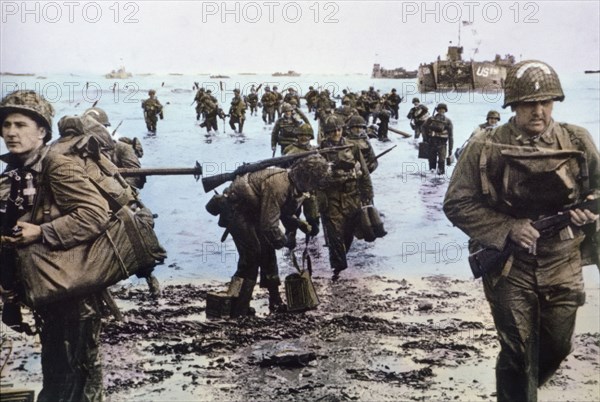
1 0 599 76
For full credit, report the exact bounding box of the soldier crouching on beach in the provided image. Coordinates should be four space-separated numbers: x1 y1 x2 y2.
217 155 330 316
444 60 600 402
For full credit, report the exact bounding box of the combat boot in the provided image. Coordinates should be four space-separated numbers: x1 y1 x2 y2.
238 120 244 134
229 276 256 317
145 274 161 298
267 285 287 313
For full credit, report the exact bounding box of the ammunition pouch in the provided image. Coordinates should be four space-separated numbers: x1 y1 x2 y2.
428 117 446 132
467 239 512 279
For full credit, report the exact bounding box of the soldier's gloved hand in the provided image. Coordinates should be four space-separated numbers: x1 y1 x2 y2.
297 220 312 235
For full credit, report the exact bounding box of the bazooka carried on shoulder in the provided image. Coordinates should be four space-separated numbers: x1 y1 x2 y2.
201 145 351 193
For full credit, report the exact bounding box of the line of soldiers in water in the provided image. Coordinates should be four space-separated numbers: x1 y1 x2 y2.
187 84 403 140
141 83 500 180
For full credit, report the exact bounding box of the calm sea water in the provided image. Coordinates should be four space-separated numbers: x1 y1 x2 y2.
1 72 598 285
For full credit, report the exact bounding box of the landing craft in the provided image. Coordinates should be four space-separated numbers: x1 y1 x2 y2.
417 45 515 92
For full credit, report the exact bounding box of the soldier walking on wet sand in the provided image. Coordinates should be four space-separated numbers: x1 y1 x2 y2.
444 60 600 402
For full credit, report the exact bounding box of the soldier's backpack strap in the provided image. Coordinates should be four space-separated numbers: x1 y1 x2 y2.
479 127 499 204
557 123 590 195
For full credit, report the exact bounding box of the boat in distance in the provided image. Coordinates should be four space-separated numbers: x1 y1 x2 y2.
371 64 417 79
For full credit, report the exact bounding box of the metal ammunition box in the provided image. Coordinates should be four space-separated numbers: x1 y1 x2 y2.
285 271 319 312
206 292 232 318
0 388 35 402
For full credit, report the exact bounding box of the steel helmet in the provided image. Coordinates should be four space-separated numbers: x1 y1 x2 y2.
84 107 111 127
347 115 367 128
323 116 342 133
148 89 156 95
486 110 501 120
502 60 564 108
412 97 420 103
281 103 294 113
58 115 85 137
289 155 330 192
0 90 55 143
295 123 314 139
435 103 448 112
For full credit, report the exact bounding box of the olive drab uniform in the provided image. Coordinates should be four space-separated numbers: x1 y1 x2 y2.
422 112 453 174
271 108 310 155
407 103 429 138
1 146 110 402
261 90 277 124
318 138 374 276
355 92 371 123
193 88 206 120
366 88 380 124
245 91 259 116
374 108 391 142
113 137 146 189
200 98 225 133
305 88 319 112
334 105 357 133
386 91 402 119
273 88 283 118
223 168 308 314
229 93 246 133
141 95 163 134
444 119 600 402
283 91 301 108
342 91 357 108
